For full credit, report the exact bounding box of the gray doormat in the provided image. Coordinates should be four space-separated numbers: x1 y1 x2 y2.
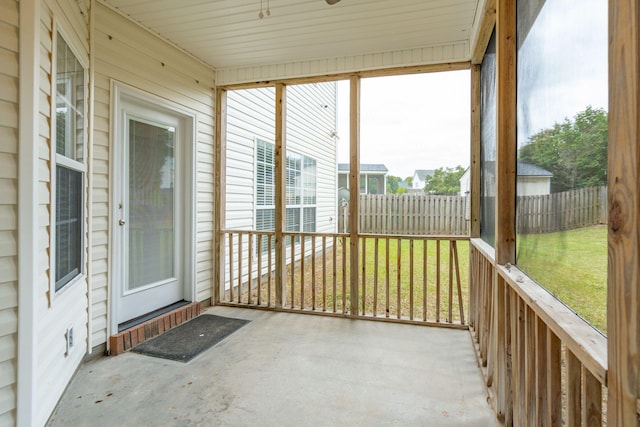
131 314 250 362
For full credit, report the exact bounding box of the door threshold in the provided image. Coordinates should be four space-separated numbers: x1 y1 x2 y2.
118 300 190 332
109 301 201 356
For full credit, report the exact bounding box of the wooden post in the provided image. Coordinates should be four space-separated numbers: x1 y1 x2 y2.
349 76 360 317
214 89 227 304
275 83 287 308
608 0 640 424
494 0 516 421
470 64 481 238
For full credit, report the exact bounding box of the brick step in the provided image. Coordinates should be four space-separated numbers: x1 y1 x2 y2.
109 301 201 355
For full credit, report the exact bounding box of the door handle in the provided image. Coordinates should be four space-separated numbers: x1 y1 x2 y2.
119 219 126 226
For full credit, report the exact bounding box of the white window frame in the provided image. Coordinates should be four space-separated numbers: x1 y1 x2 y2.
50 27 88 301
254 138 317 239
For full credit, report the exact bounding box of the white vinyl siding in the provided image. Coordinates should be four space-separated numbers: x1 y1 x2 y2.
225 82 336 234
286 83 337 236
93 3 215 342
223 83 336 289
32 1 91 425
0 0 19 424
225 87 275 231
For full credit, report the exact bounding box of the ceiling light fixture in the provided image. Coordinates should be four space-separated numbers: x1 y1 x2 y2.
326 0 342 4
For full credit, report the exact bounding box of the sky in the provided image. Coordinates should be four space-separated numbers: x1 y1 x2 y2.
335 70 471 179
332 0 607 181
516 0 608 147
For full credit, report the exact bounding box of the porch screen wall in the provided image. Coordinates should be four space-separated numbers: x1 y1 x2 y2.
480 30 497 247
285 82 337 238
515 0 608 334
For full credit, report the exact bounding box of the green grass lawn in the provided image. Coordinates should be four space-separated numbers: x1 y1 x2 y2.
516 225 607 334
247 237 469 324
241 226 606 333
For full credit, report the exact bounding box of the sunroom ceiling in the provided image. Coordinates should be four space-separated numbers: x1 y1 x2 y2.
101 0 483 81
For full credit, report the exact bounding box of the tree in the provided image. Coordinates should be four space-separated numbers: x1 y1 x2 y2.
424 166 466 195
405 176 413 186
386 175 402 194
519 106 608 193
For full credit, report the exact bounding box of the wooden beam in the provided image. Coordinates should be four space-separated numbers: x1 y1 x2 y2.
494 0 517 266
492 1 516 422
608 0 640 424
214 89 227 304
349 76 360 317
471 0 497 65
275 83 287 308
470 64 481 238
217 62 471 91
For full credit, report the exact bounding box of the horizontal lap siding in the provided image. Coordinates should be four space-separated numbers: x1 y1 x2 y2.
93 3 216 338
0 0 18 424
287 82 337 234
225 87 275 231
35 1 92 425
225 83 337 233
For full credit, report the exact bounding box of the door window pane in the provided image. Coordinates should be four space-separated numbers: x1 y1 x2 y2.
128 119 175 290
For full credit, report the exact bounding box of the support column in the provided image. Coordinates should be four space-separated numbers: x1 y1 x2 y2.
349 76 360 316
494 0 516 423
608 0 640 424
275 83 287 308
214 89 227 304
470 64 481 239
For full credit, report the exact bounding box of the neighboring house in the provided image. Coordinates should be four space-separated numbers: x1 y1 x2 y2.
459 161 553 196
337 163 388 194
412 169 435 191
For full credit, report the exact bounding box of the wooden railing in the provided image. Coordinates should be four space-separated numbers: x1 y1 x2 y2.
219 230 468 327
470 238 607 425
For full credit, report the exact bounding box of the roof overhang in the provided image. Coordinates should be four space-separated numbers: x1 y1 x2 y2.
99 0 494 84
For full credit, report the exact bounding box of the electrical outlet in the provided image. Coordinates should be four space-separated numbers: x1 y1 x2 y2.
65 326 74 357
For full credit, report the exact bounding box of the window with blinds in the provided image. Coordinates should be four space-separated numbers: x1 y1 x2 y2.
54 32 86 292
255 139 316 249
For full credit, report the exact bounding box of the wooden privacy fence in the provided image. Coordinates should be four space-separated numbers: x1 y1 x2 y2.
516 186 607 234
339 194 469 235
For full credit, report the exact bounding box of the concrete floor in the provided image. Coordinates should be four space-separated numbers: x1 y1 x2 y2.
47 306 498 427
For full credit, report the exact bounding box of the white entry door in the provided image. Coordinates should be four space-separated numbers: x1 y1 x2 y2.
113 86 194 326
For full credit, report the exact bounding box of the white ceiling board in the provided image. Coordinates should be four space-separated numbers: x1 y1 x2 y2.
101 0 480 70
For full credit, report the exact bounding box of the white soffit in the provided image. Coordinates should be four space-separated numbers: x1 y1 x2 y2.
101 0 480 83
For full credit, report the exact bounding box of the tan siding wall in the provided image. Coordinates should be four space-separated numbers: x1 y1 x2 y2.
0 0 19 424
33 1 91 425
93 3 215 342
216 41 470 85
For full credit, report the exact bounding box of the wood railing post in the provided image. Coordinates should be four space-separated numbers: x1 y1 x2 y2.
214 89 227 304
349 76 360 316
275 83 287 308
